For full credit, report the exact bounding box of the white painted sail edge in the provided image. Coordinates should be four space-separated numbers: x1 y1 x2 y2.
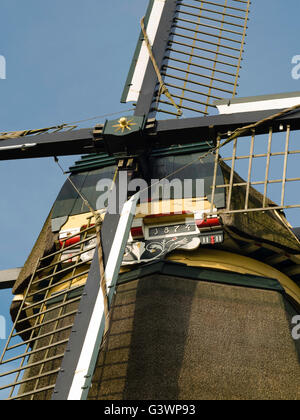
125 0 166 103
67 193 140 401
216 96 300 115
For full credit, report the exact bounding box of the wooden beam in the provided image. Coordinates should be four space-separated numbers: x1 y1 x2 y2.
0 128 96 161
0 268 22 289
2 107 300 160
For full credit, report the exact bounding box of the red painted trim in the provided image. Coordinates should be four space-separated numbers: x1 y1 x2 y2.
59 236 81 248
131 227 144 238
196 218 220 228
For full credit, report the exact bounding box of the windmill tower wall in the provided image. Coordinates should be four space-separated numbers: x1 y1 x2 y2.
89 271 300 400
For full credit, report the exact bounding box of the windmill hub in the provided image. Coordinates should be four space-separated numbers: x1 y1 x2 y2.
119 117 128 126
112 117 136 133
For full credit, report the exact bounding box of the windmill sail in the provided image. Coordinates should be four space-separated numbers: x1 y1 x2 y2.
122 0 250 117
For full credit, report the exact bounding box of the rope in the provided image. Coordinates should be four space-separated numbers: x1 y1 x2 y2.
0 109 135 142
0 125 69 141
140 16 183 117
219 103 300 148
66 109 135 126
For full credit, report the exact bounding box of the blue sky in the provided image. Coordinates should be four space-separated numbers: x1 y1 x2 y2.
0 0 300 392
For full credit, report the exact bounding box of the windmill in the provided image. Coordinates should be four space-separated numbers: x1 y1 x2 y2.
0 0 300 401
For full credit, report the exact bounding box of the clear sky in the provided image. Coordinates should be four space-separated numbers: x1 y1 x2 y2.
0 0 300 381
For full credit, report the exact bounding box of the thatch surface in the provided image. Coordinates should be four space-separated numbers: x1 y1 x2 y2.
220 161 300 253
12 211 57 295
89 275 300 400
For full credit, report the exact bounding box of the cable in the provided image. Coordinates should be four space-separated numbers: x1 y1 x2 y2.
54 156 97 216
66 109 135 126
219 103 300 148
0 109 135 141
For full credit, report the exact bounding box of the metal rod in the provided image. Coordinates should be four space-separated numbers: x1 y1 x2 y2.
232 0 250 96
281 125 291 206
177 0 203 113
164 82 222 100
245 131 255 210
162 71 234 93
157 99 208 114
0 354 65 378
163 63 236 86
6 385 56 401
21 284 83 312
12 310 78 338
28 269 90 298
220 150 300 161
16 296 81 326
186 0 249 13
166 91 217 108
204 0 228 114
36 235 96 273
180 2 246 20
172 24 242 45
39 225 97 261
0 368 61 392
2 339 70 365
167 45 238 67
263 127 273 208
215 177 300 188
0 259 40 363
31 260 91 287
154 107 184 117
210 136 221 213
178 9 246 28
175 16 244 36
167 56 237 77
6 324 74 351
227 137 238 211
170 34 241 55
212 204 300 216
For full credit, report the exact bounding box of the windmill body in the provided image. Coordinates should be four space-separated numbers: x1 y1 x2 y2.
0 0 300 400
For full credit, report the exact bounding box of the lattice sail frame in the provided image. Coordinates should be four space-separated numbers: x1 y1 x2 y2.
122 0 251 118
158 0 250 116
0 222 97 400
209 124 300 217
